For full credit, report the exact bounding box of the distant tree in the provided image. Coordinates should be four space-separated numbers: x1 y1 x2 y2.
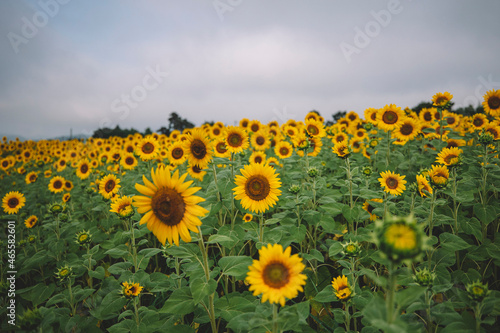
203 120 215 126
157 112 195 136
143 127 153 136
453 104 483 116
325 111 347 126
92 125 138 138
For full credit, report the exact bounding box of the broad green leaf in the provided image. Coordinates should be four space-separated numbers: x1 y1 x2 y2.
219 256 253 279
189 277 217 304
159 287 195 315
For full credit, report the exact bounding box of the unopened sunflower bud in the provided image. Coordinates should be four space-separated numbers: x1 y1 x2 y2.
288 184 301 194
307 167 319 178
466 280 490 301
478 131 494 145
413 267 435 287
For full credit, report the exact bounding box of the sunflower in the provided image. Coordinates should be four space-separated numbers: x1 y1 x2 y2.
132 166 208 246
48 176 66 193
75 230 92 245
377 104 404 132
428 164 449 187
332 142 350 159
183 128 213 169
248 120 262 133
274 141 293 159
136 137 160 161
249 151 266 164
362 198 383 221
120 153 138 170
485 123 500 141
432 91 453 107
392 117 420 142
482 89 500 116
213 138 230 158
246 243 307 306
62 193 71 203
25 171 38 184
306 136 323 157
110 195 135 219
442 110 460 128
99 174 121 199
446 138 466 148
2 191 26 214
283 125 299 138
378 171 407 196
24 215 38 228
64 180 74 192
305 118 326 138
239 118 250 130
436 147 462 166
233 163 282 214
364 108 379 125
250 129 271 151
416 174 433 198
75 159 92 179
332 275 352 300
224 126 249 154
187 164 207 181
166 141 187 165
331 132 349 144
121 281 144 298
470 113 489 131
243 213 253 222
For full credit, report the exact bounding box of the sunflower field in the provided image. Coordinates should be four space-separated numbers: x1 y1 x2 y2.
1 92 500 333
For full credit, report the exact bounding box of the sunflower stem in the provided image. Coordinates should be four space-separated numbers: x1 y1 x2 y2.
133 297 140 327
386 130 391 167
130 218 138 272
386 262 396 325
344 299 351 332
345 157 354 234
272 303 279 333
425 288 434 333
258 213 264 243
450 167 460 235
211 163 225 227
197 226 217 333
68 280 76 317
474 301 483 333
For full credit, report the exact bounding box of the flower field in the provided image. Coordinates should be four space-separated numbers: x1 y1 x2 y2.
1 92 500 332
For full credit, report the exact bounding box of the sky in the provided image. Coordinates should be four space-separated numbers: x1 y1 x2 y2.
1 0 500 140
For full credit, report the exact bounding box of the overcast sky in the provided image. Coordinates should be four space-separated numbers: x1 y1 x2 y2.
1 0 500 140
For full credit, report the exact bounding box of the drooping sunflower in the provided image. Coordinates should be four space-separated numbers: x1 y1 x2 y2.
132 166 208 246
482 89 500 116
48 176 66 194
99 174 121 199
233 163 282 214
392 117 421 142
183 128 213 169
75 159 92 179
136 137 160 161
121 281 144 298
362 198 383 221
378 171 407 196
166 141 187 165
332 142 350 159
274 141 293 159
25 171 38 184
224 126 249 154
246 243 307 306
24 215 38 228
436 147 463 166
416 174 433 198
120 153 138 170
377 104 405 132
428 164 449 187
432 91 453 107
110 195 134 219
332 275 352 300
2 191 26 214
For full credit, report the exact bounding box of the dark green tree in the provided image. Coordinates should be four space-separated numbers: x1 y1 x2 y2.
157 112 195 136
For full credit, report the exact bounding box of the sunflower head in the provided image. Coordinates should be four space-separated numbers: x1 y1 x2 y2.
75 230 92 246
378 171 407 196
48 202 66 216
428 164 449 188
436 147 463 167
110 196 135 219
415 174 433 198
432 91 453 109
2 191 26 215
55 265 73 282
362 165 373 177
478 131 495 145
332 275 352 300
121 281 144 298
413 267 436 287
466 280 490 302
342 241 361 258
288 184 301 195
24 215 38 229
332 142 350 159
243 213 253 223
482 89 500 116
307 167 319 178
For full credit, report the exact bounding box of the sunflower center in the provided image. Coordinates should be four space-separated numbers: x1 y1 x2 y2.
486 128 498 139
446 117 456 125
81 164 89 173
127 146 134 152
263 262 290 288
473 118 484 127
435 96 447 105
125 157 135 165
382 111 398 124
279 147 289 156
228 133 243 147
151 187 186 226
79 234 88 242
444 154 458 164
367 204 375 214
29 175 36 182
213 128 220 135
142 142 155 154
307 125 318 135
8 197 19 208
254 156 263 164
423 112 432 121
386 177 399 189
190 139 207 159
251 124 259 132
215 142 227 154
105 180 115 192
245 175 271 201
53 180 63 189
400 124 414 135
256 136 265 145
488 96 500 110
172 148 184 159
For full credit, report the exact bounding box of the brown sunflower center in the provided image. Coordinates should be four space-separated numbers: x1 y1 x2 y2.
386 177 399 189
279 147 289 156
443 154 457 164
307 125 318 135
171 148 184 159
488 96 500 110
151 187 185 226
228 133 243 147
473 117 484 127
125 157 135 165
486 128 498 139
142 142 155 154
251 124 259 132
29 174 37 182
256 136 265 145
8 197 19 208
337 146 346 155
80 164 89 173
423 112 432 121
53 180 63 189
245 175 271 201
190 139 207 159
382 111 398 124
215 142 227 154
126 146 134 152
446 116 456 125
59 160 66 166
435 96 447 105
400 124 414 136
2 161 8 167
254 156 263 164
262 262 290 288
213 128 221 136
367 204 375 214
105 180 115 192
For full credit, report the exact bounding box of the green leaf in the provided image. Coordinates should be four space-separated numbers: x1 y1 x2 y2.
189 278 217 304
302 249 324 263
89 266 106 280
159 287 195 315
206 234 237 248
395 286 426 310
439 232 471 252
108 262 133 275
314 285 337 303
473 204 497 225
104 244 129 258
19 283 55 307
165 243 200 259
329 242 343 257
219 256 253 279
138 248 163 258
214 295 256 322
90 292 127 320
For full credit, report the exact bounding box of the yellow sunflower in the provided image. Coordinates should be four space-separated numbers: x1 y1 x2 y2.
305 118 326 138
274 141 293 159
416 175 433 198
364 108 379 125
436 147 462 166
120 153 138 170
224 126 249 154
64 180 74 192
392 117 421 142
24 215 38 228
136 137 160 161
132 166 208 246
99 174 121 199
62 193 71 203
432 91 453 107
188 165 207 181
121 281 144 298
166 141 187 165
243 213 253 222
377 104 405 131
25 171 38 184
332 275 352 300
110 195 135 219
331 132 349 145
250 129 271 151
2 191 26 214
48 176 66 193
233 163 282 214
485 124 500 141
246 243 307 306
239 118 250 130
428 164 449 187
332 142 350 159
75 159 92 179
183 128 213 169
249 151 266 164
378 171 407 196
483 90 500 116
470 113 489 131
213 138 230 158
362 198 383 221
248 120 262 133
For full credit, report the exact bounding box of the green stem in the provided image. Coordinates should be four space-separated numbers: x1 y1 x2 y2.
425 289 433 333
345 300 351 332
197 227 217 333
273 303 279 333
134 297 140 327
130 218 138 272
475 302 482 333
386 130 391 167
386 263 396 325
259 213 264 243
68 280 76 316
346 157 354 234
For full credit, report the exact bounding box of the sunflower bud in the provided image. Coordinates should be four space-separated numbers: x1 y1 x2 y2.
478 131 494 145
362 165 373 177
466 280 490 301
48 202 65 216
288 184 301 194
342 241 361 258
75 230 92 246
413 267 435 287
59 213 69 222
55 265 73 282
307 167 319 178
364 123 373 131
28 235 36 243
